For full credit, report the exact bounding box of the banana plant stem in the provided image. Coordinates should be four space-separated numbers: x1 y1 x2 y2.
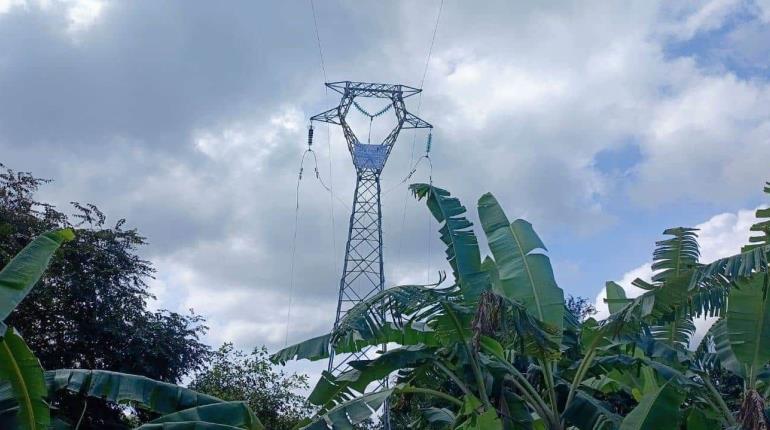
435 361 473 397
564 349 596 415
441 302 492 409
701 372 737 426
539 359 559 415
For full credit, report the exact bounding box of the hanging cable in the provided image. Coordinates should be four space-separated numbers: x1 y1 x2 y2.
310 0 341 275
396 0 444 259
384 133 433 195
310 0 328 81
308 0 342 267
284 126 314 346
285 122 350 346
286 0 343 345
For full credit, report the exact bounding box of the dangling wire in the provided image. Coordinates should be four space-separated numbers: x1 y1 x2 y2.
396 0 444 261
285 125 314 346
286 0 343 347
285 124 350 346
384 132 433 194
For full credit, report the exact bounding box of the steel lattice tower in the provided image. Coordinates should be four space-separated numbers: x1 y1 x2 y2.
310 81 432 376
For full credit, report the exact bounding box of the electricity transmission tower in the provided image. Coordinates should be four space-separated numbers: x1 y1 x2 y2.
310 80 432 378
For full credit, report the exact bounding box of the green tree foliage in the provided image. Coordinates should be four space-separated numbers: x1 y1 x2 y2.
189 343 313 429
565 295 597 321
0 230 265 430
0 164 210 427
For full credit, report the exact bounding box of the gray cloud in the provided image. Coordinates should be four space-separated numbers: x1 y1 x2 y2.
2 0 770 358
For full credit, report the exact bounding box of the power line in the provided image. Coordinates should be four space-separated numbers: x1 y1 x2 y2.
420 0 444 90
310 0 328 82
284 152 306 347
284 0 335 347
309 0 340 273
396 0 444 263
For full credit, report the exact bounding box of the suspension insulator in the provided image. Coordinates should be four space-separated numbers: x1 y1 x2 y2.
426 132 432 154
307 124 314 147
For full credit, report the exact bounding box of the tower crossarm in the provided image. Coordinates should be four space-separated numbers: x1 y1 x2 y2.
402 110 433 129
310 80 432 173
326 81 422 99
309 106 342 125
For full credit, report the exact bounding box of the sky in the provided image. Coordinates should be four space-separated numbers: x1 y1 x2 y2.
2 0 770 380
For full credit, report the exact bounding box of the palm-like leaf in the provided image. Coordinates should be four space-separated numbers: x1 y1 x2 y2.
411 184 490 302
272 279 454 364
708 318 743 376
742 183 770 252
651 228 699 283
307 345 436 409
477 193 564 342
299 389 393 430
649 317 696 349
689 245 770 291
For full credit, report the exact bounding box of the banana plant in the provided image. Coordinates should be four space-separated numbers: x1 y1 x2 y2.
273 184 606 430
275 181 770 430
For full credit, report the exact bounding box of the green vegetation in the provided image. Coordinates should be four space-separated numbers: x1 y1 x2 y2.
274 182 770 429
189 344 314 429
0 165 317 429
5 162 770 429
0 227 268 429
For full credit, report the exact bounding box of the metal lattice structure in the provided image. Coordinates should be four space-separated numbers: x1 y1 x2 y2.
310 81 432 377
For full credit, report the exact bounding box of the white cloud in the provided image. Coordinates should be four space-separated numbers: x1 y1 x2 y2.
194 106 304 169
632 73 770 205
66 0 103 33
667 0 743 40
0 0 25 14
695 207 761 261
0 0 104 32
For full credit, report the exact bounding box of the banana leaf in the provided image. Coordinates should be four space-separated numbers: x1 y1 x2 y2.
147 402 263 430
411 183 490 302
619 381 684 430
0 328 49 430
477 193 564 342
0 228 74 322
45 369 222 415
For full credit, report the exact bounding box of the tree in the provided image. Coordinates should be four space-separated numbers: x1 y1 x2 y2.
566 295 597 322
0 164 210 427
189 343 313 429
0 230 265 430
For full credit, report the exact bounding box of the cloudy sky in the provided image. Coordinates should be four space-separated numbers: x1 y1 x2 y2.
2 0 770 377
